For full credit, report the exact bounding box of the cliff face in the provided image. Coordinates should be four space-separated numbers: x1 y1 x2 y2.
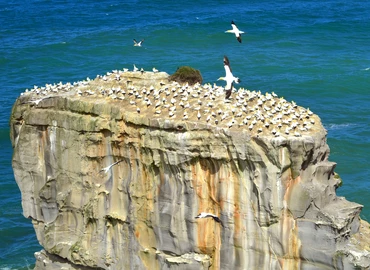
10 70 370 269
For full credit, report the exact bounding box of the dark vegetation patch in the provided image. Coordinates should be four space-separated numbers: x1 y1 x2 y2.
169 66 203 85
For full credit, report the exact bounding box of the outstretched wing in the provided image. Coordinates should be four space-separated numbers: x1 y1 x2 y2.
231 21 238 32
231 21 242 43
223 56 233 75
223 55 230 66
212 216 225 227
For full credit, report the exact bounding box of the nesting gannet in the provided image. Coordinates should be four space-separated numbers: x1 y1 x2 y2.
133 64 139 72
225 21 245 43
218 56 240 99
100 160 123 174
133 39 144 47
195 212 224 227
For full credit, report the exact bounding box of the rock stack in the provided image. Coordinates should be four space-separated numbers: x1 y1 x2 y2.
10 69 370 269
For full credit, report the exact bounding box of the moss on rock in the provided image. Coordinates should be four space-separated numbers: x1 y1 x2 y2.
169 66 202 85
334 172 343 189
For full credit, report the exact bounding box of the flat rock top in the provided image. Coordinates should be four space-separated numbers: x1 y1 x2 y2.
18 69 322 137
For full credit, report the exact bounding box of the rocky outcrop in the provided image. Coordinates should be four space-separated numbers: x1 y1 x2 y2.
10 70 370 269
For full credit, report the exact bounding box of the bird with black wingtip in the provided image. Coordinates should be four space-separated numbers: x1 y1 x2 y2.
133 39 144 47
195 212 225 228
225 21 245 43
218 55 241 100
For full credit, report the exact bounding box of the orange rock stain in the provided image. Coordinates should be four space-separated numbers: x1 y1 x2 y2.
281 172 302 269
191 159 223 269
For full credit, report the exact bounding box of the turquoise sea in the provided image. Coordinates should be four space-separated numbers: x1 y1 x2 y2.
1 0 369 268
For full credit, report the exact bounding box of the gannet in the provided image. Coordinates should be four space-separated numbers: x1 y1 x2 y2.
25 96 53 106
99 160 123 174
195 212 224 227
218 56 240 99
133 39 144 47
133 64 139 72
225 21 245 43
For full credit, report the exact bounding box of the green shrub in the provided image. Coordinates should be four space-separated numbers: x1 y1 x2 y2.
169 66 203 85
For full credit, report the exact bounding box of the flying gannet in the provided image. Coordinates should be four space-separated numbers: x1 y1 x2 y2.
195 212 224 227
225 21 245 43
99 160 123 174
25 96 53 106
133 39 144 47
218 56 240 99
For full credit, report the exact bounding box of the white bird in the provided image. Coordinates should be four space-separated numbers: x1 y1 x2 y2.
225 21 245 43
218 56 241 99
25 96 52 106
133 64 139 72
99 160 123 174
152 67 159 73
195 212 224 227
133 39 144 47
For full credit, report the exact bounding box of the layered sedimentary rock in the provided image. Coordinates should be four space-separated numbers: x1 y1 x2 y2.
10 70 370 269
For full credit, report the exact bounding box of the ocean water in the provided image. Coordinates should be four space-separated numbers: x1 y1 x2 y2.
1 0 369 268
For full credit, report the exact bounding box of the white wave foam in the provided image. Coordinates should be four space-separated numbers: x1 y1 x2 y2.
325 123 357 130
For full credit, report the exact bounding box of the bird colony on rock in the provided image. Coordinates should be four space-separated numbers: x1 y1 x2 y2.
21 68 318 137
